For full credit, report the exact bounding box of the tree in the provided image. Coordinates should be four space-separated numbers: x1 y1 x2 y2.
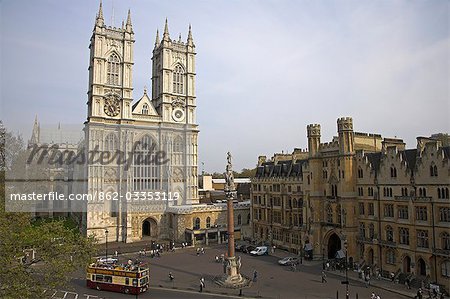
238 168 257 178
0 122 97 299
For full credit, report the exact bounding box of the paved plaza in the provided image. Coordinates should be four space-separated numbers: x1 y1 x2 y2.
75 242 422 299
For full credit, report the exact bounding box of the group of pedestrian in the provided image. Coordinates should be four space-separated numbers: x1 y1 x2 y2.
180 242 189 248
370 292 381 299
196 247 205 256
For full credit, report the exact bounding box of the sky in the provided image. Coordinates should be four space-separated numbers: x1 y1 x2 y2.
1 0 449 173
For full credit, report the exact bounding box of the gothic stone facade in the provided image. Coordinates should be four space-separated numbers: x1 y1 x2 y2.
251 117 450 291
83 5 199 243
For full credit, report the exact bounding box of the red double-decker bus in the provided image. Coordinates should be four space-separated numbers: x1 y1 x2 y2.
87 259 149 295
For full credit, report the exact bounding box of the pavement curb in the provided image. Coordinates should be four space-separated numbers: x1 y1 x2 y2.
325 270 415 298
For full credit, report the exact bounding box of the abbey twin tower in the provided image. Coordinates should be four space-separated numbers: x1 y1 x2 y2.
82 3 199 243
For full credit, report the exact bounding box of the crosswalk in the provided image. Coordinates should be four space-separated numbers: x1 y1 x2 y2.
43 289 105 299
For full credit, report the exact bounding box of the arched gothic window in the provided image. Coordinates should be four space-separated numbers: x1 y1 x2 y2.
386 225 393 242
390 165 397 178
358 167 363 178
193 217 200 230
336 204 342 224
237 214 242 225
172 136 183 166
369 223 375 239
133 135 160 191
206 217 211 228
105 133 118 153
172 64 184 94
326 204 333 223
430 164 438 177
142 104 149 115
107 53 120 85
442 232 450 250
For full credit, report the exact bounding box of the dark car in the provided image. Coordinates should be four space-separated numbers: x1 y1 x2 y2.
235 244 246 252
243 245 256 254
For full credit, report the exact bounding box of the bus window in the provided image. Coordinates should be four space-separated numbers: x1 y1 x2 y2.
125 278 129 285
95 275 104 281
104 276 112 283
140 277 148 286
132 279 138 287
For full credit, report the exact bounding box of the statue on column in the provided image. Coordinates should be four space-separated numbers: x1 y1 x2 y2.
224 152 235 193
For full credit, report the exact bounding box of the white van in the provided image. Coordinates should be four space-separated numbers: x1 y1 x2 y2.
250 246 269 256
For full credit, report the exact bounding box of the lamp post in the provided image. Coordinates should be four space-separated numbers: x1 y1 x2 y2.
105 229 109 260
322 246 325 270
344 240 349 299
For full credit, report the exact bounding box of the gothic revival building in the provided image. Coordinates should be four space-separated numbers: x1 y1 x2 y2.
251 117 450 291
24 4 252 246
82 4 199 243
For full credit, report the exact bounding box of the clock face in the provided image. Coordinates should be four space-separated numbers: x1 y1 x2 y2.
104 97 120 117
172 108 185 122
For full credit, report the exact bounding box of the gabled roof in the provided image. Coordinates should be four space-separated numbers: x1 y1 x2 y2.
366 152 381 172
401 149 417 172
132 90 159 116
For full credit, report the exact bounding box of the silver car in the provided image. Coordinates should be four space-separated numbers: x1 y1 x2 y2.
278 257 299 266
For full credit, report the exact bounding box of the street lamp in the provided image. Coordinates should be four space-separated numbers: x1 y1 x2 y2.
344 240 349 299
105 229 109 260
322 246 325 270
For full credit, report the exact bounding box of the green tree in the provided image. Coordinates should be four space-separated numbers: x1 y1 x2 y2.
0 122 97 299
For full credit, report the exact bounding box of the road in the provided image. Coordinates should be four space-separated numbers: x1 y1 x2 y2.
65 244 410 299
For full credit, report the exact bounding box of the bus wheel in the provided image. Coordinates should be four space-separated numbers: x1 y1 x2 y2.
124 288 130 294
96 285 101 291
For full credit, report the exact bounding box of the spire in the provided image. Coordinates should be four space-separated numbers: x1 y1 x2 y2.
30 115 40 144
98 0 104 19
125 9 133 32
163 18 170 41
187 24 194 46
155 29 160 47
178 33 182 42
95 0 104 27
126 9 132 25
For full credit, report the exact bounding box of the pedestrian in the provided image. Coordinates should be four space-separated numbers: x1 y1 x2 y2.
169 272 174 281
417 288 423 299
326 261 330 270
196 248 200 256
201 247 205 254
201 277 205 287
371 292 376 299
114 250 118 257
390 272 395 282
253 270 258 282
199 277 205 292
321 271 327 283
406 277 411 289
376 295 381 299
365 273 370 288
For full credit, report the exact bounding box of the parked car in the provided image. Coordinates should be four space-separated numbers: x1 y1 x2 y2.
278 257 299 266
235 243 246 252
243 245 256 254
250 246 269 256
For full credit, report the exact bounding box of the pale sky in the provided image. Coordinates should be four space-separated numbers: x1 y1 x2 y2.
1 0 449 173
